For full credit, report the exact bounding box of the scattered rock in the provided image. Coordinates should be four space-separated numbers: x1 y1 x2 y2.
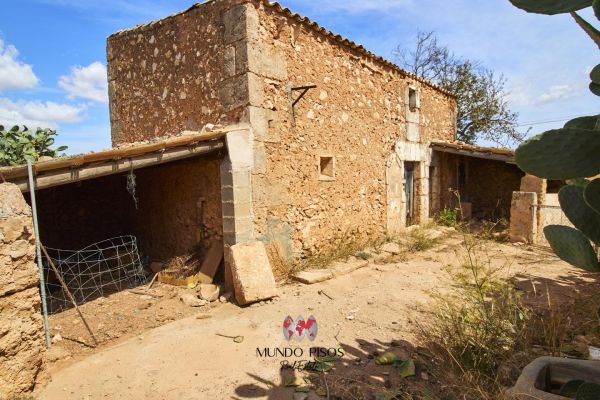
51 334 63 344
196 313 212 320
380 242 402 255
198 284 220 302
331 259 369 277
424 229 444 240
219 292 233 303
293 270 333 284
346 315 355 321
46 346 71 363
180 292 206 307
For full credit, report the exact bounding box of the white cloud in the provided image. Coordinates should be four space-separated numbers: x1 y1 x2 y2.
0 98 85 129
58 62 108 103
537 84 578 104
0 40 39 91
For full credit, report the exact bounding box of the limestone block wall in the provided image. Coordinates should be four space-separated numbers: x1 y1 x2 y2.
249 2 456 256
107 0 457 260
0 183 45 398
107 0 250 145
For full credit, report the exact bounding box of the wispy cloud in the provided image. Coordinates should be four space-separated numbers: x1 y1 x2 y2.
59 62 108 103
0 40 39 91
537 84 578 104
0 98 86 129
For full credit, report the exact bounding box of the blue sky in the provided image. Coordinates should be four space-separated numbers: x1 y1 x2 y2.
0 0 598 154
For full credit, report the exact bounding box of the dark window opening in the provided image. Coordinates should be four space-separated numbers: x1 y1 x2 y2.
319 156 335 180
409 88 418 110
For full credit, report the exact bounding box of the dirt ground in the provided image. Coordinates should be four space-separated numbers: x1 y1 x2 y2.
35 230 600 399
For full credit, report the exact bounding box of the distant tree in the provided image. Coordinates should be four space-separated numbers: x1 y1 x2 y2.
395 31 526 147
0 125 68 166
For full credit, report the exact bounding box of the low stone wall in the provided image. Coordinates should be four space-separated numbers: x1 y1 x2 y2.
0 183 46 398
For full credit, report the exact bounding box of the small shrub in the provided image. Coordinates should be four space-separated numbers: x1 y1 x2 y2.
356 251 373 260
437 207 459 227
407 229 437 252
423 237 530 397
0 125 68 166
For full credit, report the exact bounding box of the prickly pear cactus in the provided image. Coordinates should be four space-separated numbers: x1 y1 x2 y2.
559 184 600 245
585 179 600 214
576 382 600 400
510 0 592 15
544 226 600 272
514 129 600 180
511 0 600 272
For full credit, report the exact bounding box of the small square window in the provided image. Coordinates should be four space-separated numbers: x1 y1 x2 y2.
408 88 418 110
319 156 335 181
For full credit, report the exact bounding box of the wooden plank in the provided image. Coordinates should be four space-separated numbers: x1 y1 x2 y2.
197 240 224 284
13 140 225 192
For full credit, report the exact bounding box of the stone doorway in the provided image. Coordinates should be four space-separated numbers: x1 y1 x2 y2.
404 162 417 226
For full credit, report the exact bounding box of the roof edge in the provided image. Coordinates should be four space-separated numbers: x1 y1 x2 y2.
107 0 455 98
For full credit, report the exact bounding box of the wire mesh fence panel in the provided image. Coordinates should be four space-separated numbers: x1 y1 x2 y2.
44 235 146 313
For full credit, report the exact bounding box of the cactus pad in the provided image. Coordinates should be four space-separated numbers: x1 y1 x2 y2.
515 129 600 180
544 225 599 272
585 178 600 214
510 0 592 14
559 185 600 245
576 382 600 400
591 64 600 84
564 116 599 130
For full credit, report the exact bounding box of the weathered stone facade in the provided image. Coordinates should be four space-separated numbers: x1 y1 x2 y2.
107 0 457 260
0 183 46 398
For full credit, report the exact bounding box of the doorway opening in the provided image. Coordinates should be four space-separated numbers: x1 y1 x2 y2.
404 162 416 226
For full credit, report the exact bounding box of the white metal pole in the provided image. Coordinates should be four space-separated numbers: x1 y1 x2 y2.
27 160 51 348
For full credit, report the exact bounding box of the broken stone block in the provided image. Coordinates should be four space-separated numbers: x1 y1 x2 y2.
380 242 402 255
293 270 334 284
198 284 220 302
179 292 206 307
230 241 277 305
331 259 369 277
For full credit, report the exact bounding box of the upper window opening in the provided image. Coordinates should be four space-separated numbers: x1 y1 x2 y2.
409 88 418 110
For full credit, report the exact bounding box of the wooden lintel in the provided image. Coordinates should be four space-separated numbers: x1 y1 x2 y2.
15 140 225 193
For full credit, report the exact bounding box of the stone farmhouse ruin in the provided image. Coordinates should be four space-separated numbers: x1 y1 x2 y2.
0 0 553 397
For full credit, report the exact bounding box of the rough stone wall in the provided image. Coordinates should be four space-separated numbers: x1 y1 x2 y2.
248 3 456 256
0 183 45 398
35 156 222 264
465 158 524 220
134 156 224 261
107 0 248 145
35 174 136 250
433 152 524 220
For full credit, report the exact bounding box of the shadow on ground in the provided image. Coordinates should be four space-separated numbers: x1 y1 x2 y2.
233 338 435 400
